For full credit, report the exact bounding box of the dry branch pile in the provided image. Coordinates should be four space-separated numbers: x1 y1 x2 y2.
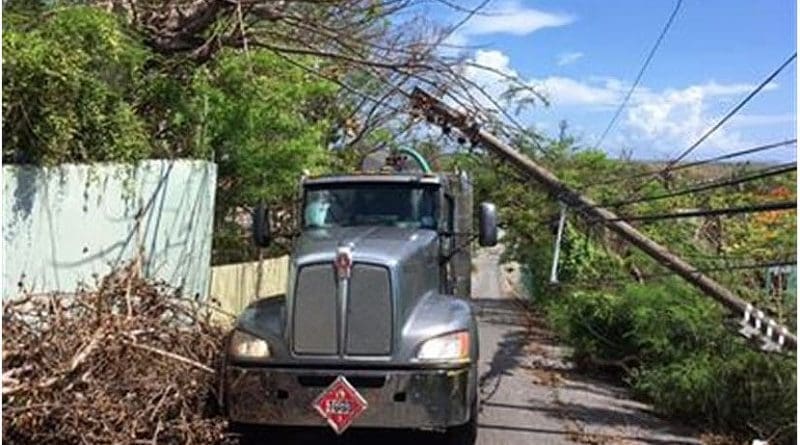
2 268 233 445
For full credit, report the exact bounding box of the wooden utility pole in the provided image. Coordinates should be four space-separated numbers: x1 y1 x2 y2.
411 88 796 351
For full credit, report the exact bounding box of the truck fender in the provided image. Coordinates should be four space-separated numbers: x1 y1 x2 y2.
234 295 287 347
401 292 479 362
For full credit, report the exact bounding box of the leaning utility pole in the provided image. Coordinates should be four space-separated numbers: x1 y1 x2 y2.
411 88 797 351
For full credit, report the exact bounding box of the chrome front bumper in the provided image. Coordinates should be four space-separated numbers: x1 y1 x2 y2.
224 365 474 431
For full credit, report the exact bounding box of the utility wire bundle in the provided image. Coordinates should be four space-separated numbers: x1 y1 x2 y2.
602 162 796 209
584 48 797 195
2 266 233 445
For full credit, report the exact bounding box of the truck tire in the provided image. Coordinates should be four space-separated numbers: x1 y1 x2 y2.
445 397 478 445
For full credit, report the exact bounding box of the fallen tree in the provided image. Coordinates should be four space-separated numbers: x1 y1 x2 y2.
2 267 232 445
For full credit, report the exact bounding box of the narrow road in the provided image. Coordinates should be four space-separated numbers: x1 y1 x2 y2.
472 246 701 445
244 248 701 444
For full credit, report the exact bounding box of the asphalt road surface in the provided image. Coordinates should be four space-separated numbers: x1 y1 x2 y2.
243 247 701 444
471 246 700 445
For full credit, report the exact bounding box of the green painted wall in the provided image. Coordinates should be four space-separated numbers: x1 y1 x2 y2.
3 160 217 299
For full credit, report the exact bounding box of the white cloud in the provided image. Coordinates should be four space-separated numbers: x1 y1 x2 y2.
463 50 624 110
461 50 518 104
459 0 574 37
534 77 623 106
463 52 621 108
621 82 781 154
473 49 514 74
522 77 783 153
556 51 583 66
460 49 788 157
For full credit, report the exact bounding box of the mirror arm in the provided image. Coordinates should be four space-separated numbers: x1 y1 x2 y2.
439 233 477 265
437 230 473 237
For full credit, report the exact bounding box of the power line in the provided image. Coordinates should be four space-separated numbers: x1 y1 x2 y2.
412 87 799 350
593 0 683 150
602 162 796 208
643 259 793 279
583 53 796 196
609 200 796 223
667 52 797 165
505 158 796 226
683 251 796 260
660 258 795 274
560 259 797 288
582 139 797 191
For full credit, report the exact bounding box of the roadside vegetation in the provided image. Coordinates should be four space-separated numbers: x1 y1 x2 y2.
3 4 342 263
3 2 796 444
455 129 796 444
3 0 499 263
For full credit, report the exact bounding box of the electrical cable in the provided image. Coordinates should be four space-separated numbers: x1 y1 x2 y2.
645 258 796 276
581 52 796 195
581 139 796 191
660 139 796 172
609 200 796 223
559 259 797 288
601 162 796 208
668 52 797 165
682 251 796 260
593 0 683 150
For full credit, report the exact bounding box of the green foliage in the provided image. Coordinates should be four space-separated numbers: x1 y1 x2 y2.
465 123 799 442
193 50 338 262
633 350 796 443
2 6 342 263
547 290 634 362
192 49 335 204
3 7 152 164
547 280 796 443
548 280 725 365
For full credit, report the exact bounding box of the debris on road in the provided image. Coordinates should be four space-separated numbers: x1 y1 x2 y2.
2 266 231 445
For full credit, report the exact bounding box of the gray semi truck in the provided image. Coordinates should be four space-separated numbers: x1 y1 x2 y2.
219 150 497 444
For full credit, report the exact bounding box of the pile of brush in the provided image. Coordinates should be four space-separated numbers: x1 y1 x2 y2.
2 267 235 444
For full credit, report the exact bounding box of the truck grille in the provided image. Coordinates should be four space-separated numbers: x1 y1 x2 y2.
293 263 392 356
346 264 392 355
293 264 337 355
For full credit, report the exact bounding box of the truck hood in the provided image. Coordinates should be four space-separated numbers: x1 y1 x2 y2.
233 225 478 365
293 226 438 266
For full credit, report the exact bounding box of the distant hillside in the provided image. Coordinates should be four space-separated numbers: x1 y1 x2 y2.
613 159 793 182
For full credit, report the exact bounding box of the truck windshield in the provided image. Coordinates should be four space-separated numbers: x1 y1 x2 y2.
304 183 438 230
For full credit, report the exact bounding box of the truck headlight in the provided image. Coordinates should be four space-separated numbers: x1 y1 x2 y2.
229 330 270 359
416 331 470 363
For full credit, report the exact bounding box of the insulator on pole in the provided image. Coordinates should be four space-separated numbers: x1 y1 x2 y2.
549 203 568 284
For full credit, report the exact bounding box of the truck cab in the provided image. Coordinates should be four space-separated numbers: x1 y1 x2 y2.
220 157 497 444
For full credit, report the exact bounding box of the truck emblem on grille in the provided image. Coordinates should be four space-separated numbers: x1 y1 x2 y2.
312 376 367 434
335 245 353 279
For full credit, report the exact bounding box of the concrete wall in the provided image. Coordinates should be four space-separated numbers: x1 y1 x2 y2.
3 160 217 298
208 256 289 321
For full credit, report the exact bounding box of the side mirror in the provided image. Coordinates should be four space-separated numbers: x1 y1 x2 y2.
252 202 271 247
478 202 498 247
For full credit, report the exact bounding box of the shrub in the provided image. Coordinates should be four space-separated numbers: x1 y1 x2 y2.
547 290 639 366
3 7 152 164
633 350 796 444
548 279 726 366
543 279 797 443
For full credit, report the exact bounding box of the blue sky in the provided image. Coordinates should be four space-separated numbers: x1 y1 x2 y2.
428 0 797 162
